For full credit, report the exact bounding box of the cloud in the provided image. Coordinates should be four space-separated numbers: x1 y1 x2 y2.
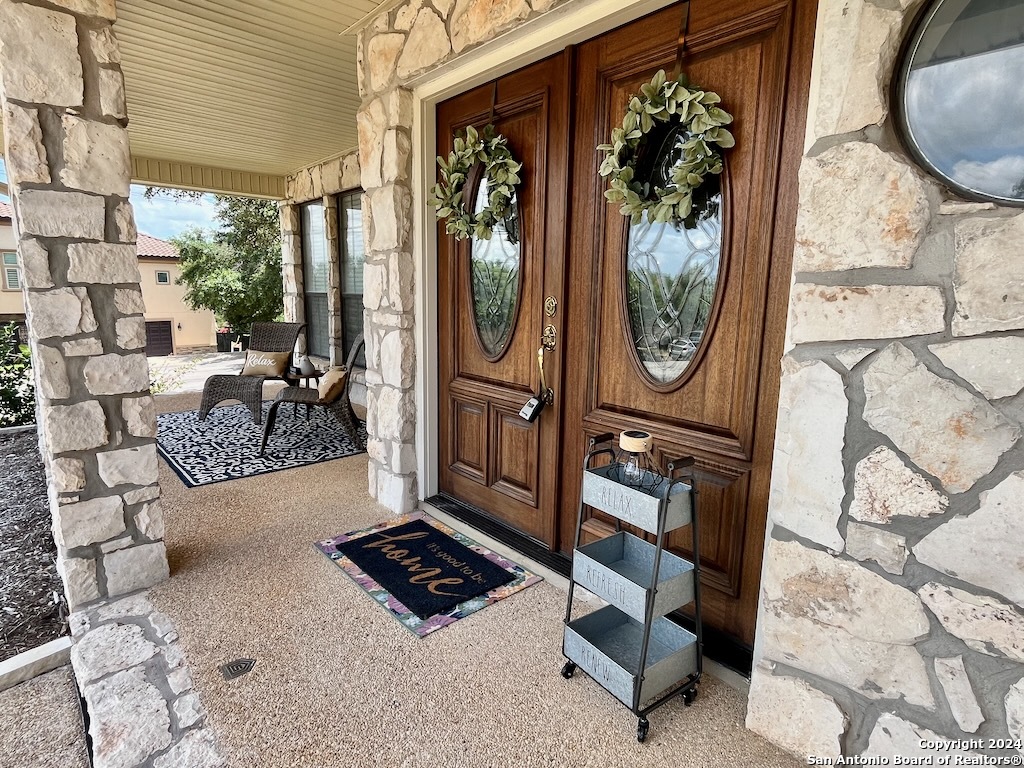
951 154 1024 198
128 186 219 240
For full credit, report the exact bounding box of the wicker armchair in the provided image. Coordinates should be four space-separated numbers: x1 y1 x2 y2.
259 334 365 455
199 322 305 425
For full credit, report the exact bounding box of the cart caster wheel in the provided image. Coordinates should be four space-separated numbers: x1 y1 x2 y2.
683 687 698 707
561 662 577 679
637 718 650 743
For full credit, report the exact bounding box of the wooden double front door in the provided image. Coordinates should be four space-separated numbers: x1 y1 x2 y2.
437 0 814 651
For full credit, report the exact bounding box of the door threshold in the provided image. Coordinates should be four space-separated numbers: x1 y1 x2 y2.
423 493 755 677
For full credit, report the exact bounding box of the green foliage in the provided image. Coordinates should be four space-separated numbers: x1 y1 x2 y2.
430 124 522 241
168 196 283 331
0 323 34 428
598 69 734 228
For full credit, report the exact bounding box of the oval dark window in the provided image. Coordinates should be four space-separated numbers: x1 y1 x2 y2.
896 0 1024 204
469 178 522 359
624 175 724 387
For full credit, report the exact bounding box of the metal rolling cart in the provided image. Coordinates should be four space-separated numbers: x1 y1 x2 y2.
560 432 703 743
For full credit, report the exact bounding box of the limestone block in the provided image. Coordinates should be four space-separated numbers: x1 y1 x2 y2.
915 472 1024 606
33 344 71 400
99 536 133 554
15 189 105 240
934 656 984 733
114 288 146 315
86 667 172 768
44 401 108 453
115 316 147 351
834 347 873 371
122 396 157 438
788 285 945 345
394 0 422 30
60 116 131 196
0 2 83 106
2 103 50 184
369 185 411 252
382 129 412 184
97 444 158 488
768 358 846 550
167 668 192 696
63 337 103 356
930 336 1024 399
1006 679 1024 756
377 470 417 513
52 0 116 20
759 539 933 706
88 27 121 64
849 446 947 524
392 442 417 475
397 9 452 80
358 98 387 189
103 542 169 596
152 729 223 768
67 243 141 284
380 329 415 389
17 239 53 289
280 204 300 235
98 68 125 118
58 557 100 606
83 353 150 395
172 693 204 729
110 202 136 247
531 0 559 11
52 457 86 492
93 593 154 621
308 164 324 200
434 0 455 15
794 143 930 271
953 213 1024 335
862 343 1019 493
55 495 125 549
368 33 405 92
320 157 343 196
342 153 361 190
384 88 414 128
865 713 977 760
375 385 416 442
746 662 847 759
389 251 415 312
363 262 386 310
72 623 157 683
810 0 905 140
846 523 907 575
450 0 531 53
939 200 996 215
122 485 159 505
919 582 1024 661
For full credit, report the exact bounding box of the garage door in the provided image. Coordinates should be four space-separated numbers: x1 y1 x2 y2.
145 321 173 356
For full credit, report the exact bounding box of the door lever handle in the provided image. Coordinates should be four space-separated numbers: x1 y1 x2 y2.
537 346 553 405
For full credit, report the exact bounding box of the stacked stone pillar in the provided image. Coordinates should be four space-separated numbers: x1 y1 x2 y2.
278 202 306 354
0 0 168 608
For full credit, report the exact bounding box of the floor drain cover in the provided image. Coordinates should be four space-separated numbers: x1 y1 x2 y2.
219 658 256 680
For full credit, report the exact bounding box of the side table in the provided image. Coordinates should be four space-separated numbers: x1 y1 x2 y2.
286 367 324 419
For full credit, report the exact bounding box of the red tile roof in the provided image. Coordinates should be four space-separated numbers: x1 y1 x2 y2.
0 201 178 259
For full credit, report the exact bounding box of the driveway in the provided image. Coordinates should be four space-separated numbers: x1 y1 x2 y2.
148 352 245 395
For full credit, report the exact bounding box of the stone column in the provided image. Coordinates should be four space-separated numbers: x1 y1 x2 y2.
279 202 305 355
323 194 343 367
0 0 168 607
357 88 417 513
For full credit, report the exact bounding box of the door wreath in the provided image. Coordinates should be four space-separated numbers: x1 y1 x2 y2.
598 69 734 227
431 124 522 241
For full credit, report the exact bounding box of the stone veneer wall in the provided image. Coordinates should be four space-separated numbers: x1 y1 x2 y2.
355 0 574 513
0 0 168 608
746 0 1024 759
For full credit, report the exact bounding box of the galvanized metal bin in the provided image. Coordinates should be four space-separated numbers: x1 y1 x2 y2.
564 604 698 709
581 463 692 535
574 531 695 623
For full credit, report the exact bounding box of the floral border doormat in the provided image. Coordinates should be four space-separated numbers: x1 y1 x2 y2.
315 511 543 637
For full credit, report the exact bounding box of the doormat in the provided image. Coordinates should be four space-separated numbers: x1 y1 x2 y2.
157 403 367 488
315 512 543 637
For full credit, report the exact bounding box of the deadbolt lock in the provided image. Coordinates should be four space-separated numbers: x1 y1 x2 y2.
544 296 557 317
541 324 556 351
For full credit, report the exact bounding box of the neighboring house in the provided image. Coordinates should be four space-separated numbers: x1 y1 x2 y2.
0 201 215 355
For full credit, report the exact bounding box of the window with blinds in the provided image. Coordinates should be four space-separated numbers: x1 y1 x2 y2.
339 191 366 367
301 201 330 358
2 253 19 291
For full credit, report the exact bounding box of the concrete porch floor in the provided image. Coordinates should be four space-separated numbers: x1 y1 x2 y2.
149 391 802 767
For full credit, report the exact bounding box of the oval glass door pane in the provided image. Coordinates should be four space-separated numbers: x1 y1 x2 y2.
470 179 522 359
625 183 723 385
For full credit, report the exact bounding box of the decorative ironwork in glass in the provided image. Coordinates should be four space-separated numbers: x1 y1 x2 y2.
625 178 722 385
470 179 521 358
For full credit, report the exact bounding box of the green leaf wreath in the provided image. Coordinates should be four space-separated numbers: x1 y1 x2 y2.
598 69 735 227
430 124 522 241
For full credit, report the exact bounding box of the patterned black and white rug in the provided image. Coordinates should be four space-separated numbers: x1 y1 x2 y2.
157 403 367 488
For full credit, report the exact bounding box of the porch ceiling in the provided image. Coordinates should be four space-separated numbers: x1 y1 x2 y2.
115 0 376 180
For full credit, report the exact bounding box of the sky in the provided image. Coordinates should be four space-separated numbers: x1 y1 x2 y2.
0 158 221 240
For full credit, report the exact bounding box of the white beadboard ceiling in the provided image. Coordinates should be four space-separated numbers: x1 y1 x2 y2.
116 0 376 177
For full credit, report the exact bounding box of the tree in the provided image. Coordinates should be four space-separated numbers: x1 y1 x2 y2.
152 189 283 331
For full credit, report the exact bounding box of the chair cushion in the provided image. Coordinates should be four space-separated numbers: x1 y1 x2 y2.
241 350 290 377
317 367 348 402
